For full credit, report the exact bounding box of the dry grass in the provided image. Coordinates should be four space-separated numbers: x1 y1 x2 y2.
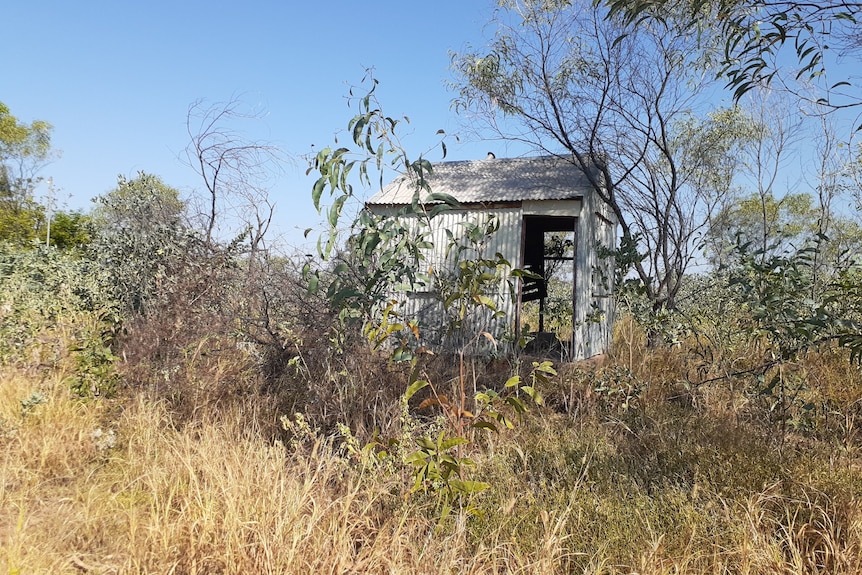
3 320 862 574
0 364 576 574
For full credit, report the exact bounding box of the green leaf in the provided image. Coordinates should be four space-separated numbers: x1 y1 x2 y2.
521 385 544 406
505 396 527 414
314 146 332 168
425 192 460 207
415 436 436 451
439 454 459 468
473 420 499 433
352 116 368 146
533 361 557 376
428 204 452 219
439 436 469 451
392 348 415 362
312 177 327 212
476 295 497 310
328 194 348 228
404 451 428 466
404 379 430 401
323 232 337 259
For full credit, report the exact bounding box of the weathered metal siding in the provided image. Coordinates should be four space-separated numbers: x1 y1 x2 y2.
369 196 616 360
398 207 523 348
572 189 617 360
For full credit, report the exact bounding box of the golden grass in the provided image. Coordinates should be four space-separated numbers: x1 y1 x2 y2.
0 365 577 574
3 335 862 574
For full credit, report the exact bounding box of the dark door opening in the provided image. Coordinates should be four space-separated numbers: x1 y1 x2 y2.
521 216 577 353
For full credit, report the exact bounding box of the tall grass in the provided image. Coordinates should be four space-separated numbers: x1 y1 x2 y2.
0 362 574 574
3 315 862 573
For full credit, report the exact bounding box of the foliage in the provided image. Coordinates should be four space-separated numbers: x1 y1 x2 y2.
46 209 92 250
403 430 486 506
730 241 829 358
0 101 54 245
453 0 756 312
361 218 544 512
90 172 195 314
317 208 433 329
86 171 257 402
306 78 558 514
0 201 92 250
706 177 862 266
0 191 44 245
726 240 828 437
660 235 862 444
0 102 90 250
605 0 862 108
833 269 862 364
304 76 456 333
0 102 119 395
473 361 552 432
729 237 862 358
0 101 52 190
707 191 818 267
383 357 551 516
64 316 121 397
434 217 522 348
0 242 119 395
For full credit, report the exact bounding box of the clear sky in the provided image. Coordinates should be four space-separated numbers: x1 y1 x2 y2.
3 0 529 248
6 2 861 251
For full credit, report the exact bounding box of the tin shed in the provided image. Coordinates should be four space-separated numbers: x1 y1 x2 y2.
366 155 616 361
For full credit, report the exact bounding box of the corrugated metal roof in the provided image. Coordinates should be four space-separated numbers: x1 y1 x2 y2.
366 155 596 206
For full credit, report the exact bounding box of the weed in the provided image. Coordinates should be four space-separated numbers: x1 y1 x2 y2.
19 391 46 418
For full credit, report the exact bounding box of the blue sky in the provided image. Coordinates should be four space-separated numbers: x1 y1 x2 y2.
4 1 528 247
5 2 861 250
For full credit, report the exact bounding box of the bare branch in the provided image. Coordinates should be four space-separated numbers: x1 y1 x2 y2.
183 97 286 254
453 0 749 312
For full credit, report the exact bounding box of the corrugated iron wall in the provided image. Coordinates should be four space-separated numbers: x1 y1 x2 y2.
572 190 616 359
368 200 616 359
399 208 522 350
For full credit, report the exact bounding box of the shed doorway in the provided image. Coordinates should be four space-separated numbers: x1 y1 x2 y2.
521 216 577 355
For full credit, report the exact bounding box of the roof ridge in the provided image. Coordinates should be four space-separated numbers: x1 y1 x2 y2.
429 154 566 165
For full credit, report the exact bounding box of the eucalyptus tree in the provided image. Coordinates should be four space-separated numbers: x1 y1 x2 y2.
605 0 862 110
91 173 190 313
0 102 53 244
453 0 755 313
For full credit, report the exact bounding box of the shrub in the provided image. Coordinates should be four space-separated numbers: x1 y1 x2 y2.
0 243 118 394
